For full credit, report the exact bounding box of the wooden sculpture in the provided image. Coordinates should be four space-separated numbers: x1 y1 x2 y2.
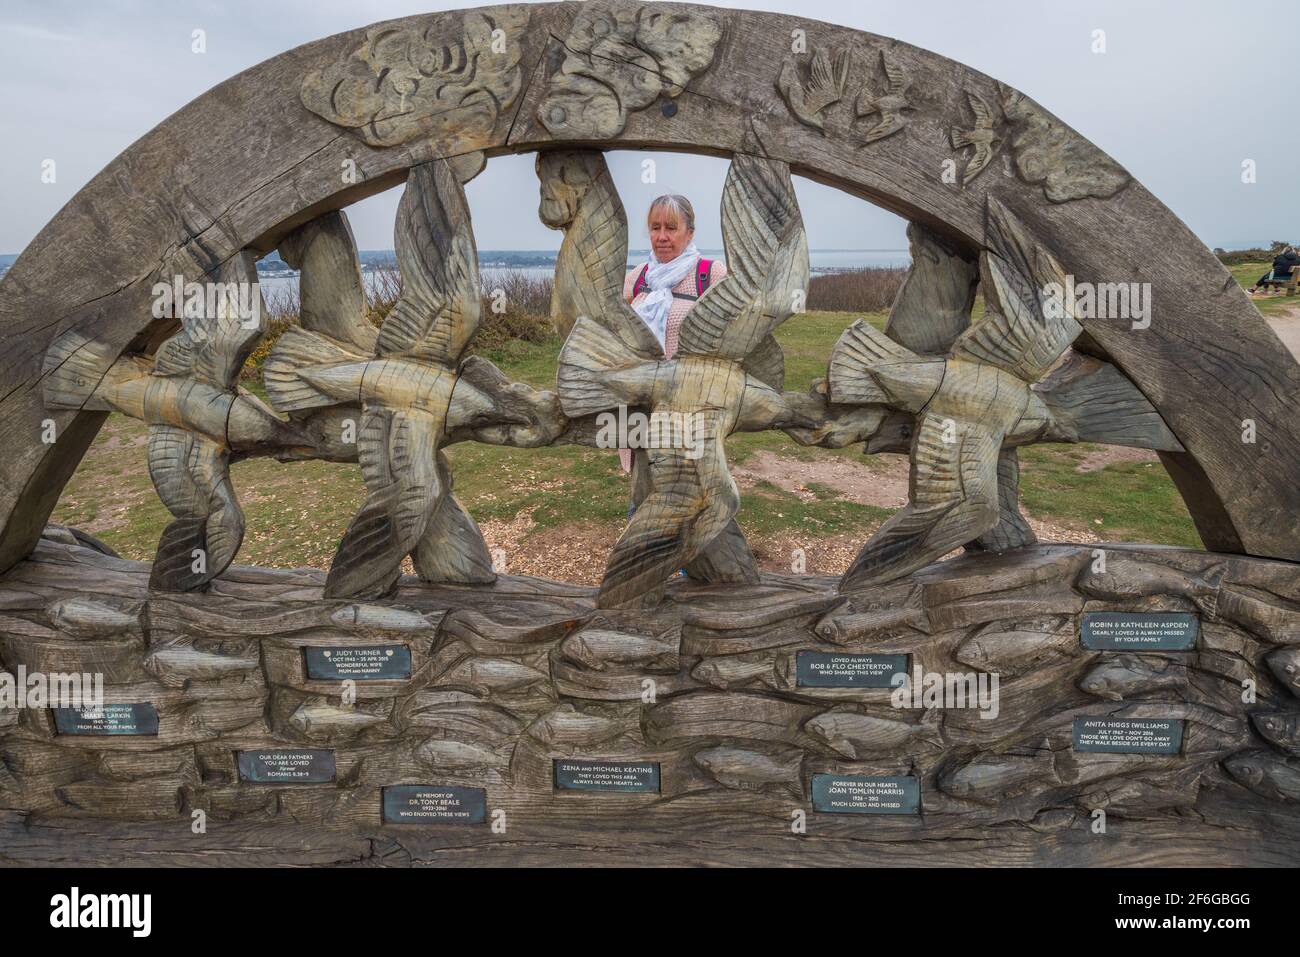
828 198 1184 589
551 150 814 608
7 1 1300 870
42 254 309 591
265 158 536 599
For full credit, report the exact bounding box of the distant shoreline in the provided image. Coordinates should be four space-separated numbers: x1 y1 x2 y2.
0 242 1285 281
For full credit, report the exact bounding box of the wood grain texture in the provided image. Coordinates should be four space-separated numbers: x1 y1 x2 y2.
1 530 1297 866
2 2 1297 568
832 198 1185 590
265 163 564 598
551 149 810 607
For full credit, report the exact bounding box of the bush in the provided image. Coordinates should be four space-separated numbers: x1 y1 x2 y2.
242 267 554 380
1214 241 1295 266
806 267 907 313
476 269 554 349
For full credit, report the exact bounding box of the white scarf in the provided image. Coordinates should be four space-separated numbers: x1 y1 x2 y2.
632 241 701 349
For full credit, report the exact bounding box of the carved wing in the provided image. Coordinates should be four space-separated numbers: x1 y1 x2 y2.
153 290 265 390
841 413 1002 589
277 210 378 354
375 160 481 365
742 333 785 391
883 53 908 96
325 408 443 599
542 151 663 358
884 222 978 355
598 422 738 608
677 154 809 361
147 425 244 590
950 198 1081 382
411 451 496 584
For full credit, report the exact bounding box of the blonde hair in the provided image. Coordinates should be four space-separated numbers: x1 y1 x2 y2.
647 194 695 233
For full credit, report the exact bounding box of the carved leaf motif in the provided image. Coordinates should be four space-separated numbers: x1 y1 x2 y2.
301 11 526 148
538 2 724 139
999 87 1130 203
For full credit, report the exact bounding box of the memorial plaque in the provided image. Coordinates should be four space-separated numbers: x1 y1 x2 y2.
796 651 908 689
553 759 660 793
382 785 486 824
303 644 411 680
53 703 159 736
1080 612 1197 651
1072 717 1184 754
811 774 921 814
236 749 336 783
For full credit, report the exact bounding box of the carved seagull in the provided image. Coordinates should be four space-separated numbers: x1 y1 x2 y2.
265 158 515 599
777 46 849 130
828 198 1179 589
42 255 307 591
950 90 999 185
855 51 912 142
553 151 814 608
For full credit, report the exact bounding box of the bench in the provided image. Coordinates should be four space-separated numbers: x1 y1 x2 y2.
1258 267 1298 296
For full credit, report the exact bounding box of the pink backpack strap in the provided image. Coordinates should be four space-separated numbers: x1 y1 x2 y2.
696 259 712 297
631 263 650 298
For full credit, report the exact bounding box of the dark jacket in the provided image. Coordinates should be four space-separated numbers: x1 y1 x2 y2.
1273 250 1300 277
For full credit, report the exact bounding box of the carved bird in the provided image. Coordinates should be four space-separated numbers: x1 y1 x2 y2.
539 149 787 586
777 46 849 130
265 158 519 599
42 255 307 591
950 90 999 185
554 152 815 608
828 198 1180 590
855 51 912 142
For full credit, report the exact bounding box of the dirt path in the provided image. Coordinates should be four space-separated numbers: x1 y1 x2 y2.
1265 304 1300 360
488 448 1111 582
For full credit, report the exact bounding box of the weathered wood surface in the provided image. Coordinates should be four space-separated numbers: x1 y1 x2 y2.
1 529 1297 866
1 1 1298 579
552 149 814 606
830 197 1183 589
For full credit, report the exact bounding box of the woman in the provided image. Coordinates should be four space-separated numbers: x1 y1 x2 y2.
619 194 727 479
1250 245 1299 295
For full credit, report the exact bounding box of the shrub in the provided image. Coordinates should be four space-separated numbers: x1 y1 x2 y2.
806 267 907 313
241 267 554 380
1214 241 1295 266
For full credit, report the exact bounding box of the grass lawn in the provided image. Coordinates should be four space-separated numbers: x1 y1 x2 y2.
56 260 1296 570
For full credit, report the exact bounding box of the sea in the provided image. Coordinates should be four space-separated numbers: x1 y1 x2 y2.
251 248 915 301
0 241 1277 291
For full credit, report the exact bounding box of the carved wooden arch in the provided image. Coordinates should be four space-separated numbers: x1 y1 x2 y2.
1 0 1297 579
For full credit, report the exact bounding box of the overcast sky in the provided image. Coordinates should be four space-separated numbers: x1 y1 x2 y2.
2 0 1296 255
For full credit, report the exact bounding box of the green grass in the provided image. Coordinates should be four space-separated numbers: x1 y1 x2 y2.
1018 444 1199 547
60 277 1295 566
1228 261 1300 316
